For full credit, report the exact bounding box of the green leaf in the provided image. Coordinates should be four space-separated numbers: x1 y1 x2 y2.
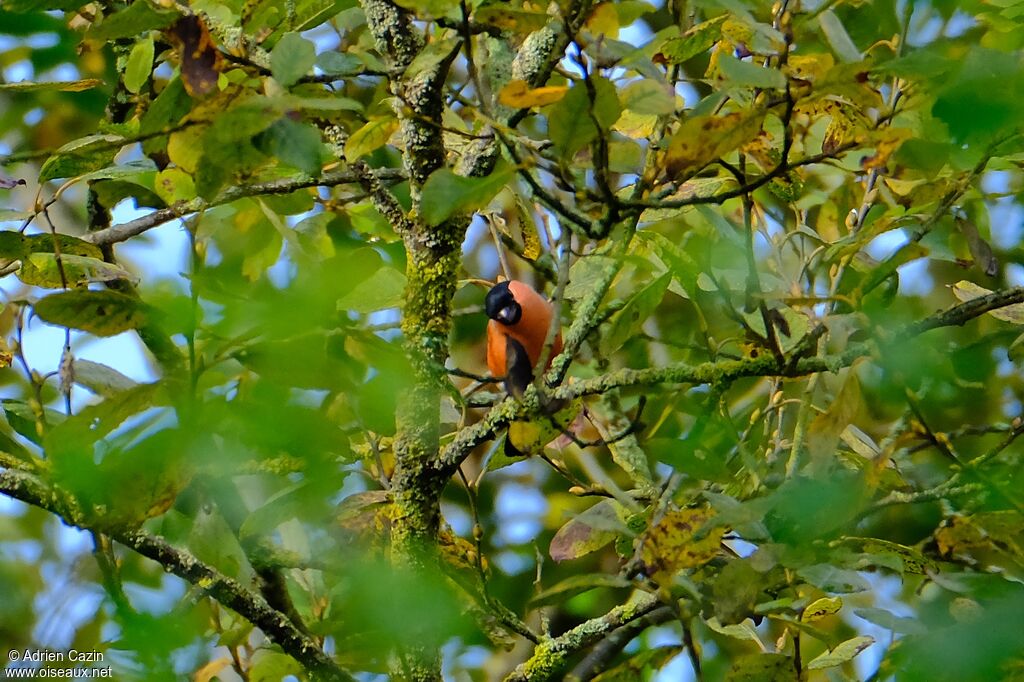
644 437 730 482
239 482 308 538
564 256 619 301
801 596 842 622
853 607 927 635
621 79 676 116
548 77 622 160
0 79 103 92
934 47 1024 143
336 266 407 313
71 359 140 398
403 37 461 81
806 635 874 670
87 0 180 40
271 32 317 87
420 165 515 226
44 382 165 460
75 159 159 184
593 646 683 682
550 499 631 562
657 16 725 65
2 399 64 446
249 650 303 682
34 289 148 337
315 51 363 76
283 94 363 113
257 118 325 176
818 10 861 63
39 135 123 182
124 36 154 94
18 253 136 288
725 653 798 682
529 574 632 608
345 117 398 160
718 54 787 90
153 167 196 205
796 564 870 593
393 0 459 17
601 272 671 355
706 617 764 645
0 232 103 261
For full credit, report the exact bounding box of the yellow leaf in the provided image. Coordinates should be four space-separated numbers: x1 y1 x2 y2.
345 117 399 160
498 80 568 108
721 18 752 46
951 281 1024 324
521 218 541 260
786 53 836 82
663 111 764 178
642 508 724 583
167 125 205 173
585 2 619 38
861 127 912 170
194 658 231 682
822 105 858 155
802 596 843 622
614 110 658 139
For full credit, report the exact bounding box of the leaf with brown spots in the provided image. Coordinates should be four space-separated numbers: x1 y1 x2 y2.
642 508 724 583
168 15 223 98
663 111 764 179
860 127 912 170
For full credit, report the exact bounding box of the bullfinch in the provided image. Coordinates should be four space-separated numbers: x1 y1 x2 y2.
485 280 571 457
485 280 563 397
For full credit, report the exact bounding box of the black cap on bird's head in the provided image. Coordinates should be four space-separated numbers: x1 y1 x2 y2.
485 281 522 325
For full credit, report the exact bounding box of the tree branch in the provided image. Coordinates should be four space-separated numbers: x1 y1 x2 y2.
0 469 355 682
84 168 405 247
442 287 1024 472
503 593 662 682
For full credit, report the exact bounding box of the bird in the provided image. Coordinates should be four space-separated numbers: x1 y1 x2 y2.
485 280 562 397
485 280 570 457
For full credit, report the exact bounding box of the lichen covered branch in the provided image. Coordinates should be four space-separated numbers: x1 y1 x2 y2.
0 469 355 682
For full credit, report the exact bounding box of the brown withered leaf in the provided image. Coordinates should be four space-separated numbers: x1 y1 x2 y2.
168 15 223 97
956 215 998 277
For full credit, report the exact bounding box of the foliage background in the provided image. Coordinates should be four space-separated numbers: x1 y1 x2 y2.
1 0 1024 680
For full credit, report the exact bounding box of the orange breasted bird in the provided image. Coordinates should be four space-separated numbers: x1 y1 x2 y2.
485 280 574 457
485 280 562 398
